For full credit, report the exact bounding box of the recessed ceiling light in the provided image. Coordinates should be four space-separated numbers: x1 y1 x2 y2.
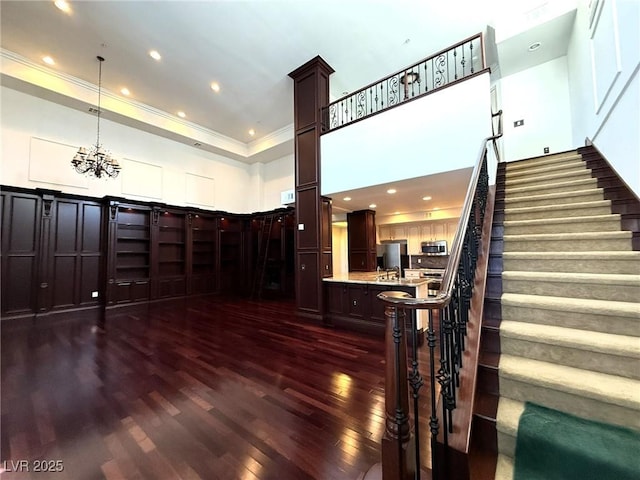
343 197 351 201
528 42 542 52
369 204 377 208
433 207 440 211
149 50 161 61
248 129 255 136
387 188 397 194
120 87 130 96
177 111 186 118
394 211 400 215
54 0 71 13
422 196 432 201
42 56 55 65
210 82 220 93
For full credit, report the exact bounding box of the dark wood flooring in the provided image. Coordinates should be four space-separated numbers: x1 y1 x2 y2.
1 297 440 480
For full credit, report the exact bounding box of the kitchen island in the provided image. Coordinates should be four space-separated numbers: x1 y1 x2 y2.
323 272 433 338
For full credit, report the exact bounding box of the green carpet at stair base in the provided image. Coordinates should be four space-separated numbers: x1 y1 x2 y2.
513 402 640 480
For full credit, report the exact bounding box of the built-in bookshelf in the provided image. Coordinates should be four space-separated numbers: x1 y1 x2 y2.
190 213 217 295
155 209 187 298
219 216 246 295
109 202 153 304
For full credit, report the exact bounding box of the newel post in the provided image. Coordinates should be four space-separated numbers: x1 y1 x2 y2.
381 292 415 480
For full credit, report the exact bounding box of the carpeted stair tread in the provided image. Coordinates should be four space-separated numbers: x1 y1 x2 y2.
499 355 640 413
503 199 611 216
503 251 640 261
505 160 586 179
503 214 621 234
503 230 631 241
497 397 526 439
505 153 581 171
503 188 604 208
501 293 640 319
502 251 640 274
503 270 640 285
500 293 640 336
505 169 593 188
500 321 640 357
502 271 639 301
502 231 633 254
500 320 640 379
505 177 598 198
494 453 514 480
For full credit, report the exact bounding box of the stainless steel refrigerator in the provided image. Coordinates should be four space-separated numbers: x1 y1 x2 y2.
376 240 408 271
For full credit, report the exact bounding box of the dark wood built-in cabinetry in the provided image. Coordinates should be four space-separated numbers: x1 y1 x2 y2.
324 281 416 334
1 187 103 318
108 202 152 305
251 209 296 299
189 213 217 296
1 185 296 321
154 208 187 299
347 209 377 271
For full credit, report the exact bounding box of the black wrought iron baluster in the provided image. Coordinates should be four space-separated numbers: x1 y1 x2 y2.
427 308 439 479
409 309 423 480
369 87 373 114
388 75 399 106
437 306 453 437
380 83 384 110
356 91 366 119
461 43 466 77
329 104 337 130
449 280 461 392
453 48 458 80
349 95 353 122
424 60 429 93
470 40 475 74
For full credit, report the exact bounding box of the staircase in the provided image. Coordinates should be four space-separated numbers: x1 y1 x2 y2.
489 149 640 478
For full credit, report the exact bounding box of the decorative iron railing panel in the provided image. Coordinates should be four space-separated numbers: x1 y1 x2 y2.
321 33 484 133
376 110 502 479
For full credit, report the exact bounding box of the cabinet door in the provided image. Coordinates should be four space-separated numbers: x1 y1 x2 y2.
392 225 407 241
325 282 344 315
347 285 365 318
349 251 372 271
420 224 433 241
407 225 421 254
446 219 460 250
431 222 446 241
368 285 389 324
378 225 391 241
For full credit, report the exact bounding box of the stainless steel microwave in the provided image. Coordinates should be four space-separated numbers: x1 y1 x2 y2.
420 240 447 255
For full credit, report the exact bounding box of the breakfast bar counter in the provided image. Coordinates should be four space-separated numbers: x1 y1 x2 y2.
322 272 432 337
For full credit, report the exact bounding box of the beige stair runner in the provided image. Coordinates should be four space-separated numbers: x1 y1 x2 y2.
494 151 640 480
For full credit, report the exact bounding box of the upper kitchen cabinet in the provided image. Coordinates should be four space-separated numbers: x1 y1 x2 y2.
379 218 461 255
378 224 408 242
347 209 376 271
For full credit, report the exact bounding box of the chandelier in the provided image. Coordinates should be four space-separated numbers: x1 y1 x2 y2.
71 56 121 179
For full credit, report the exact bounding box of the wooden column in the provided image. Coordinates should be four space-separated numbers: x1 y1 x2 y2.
288 56 334 319
381 297 415 480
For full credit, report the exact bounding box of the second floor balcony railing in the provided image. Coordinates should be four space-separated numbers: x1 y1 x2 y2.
321 33 485 133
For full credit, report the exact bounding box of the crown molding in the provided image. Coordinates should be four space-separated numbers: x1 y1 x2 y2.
1 49 293 163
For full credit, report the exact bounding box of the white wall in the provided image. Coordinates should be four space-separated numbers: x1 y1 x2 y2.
499 56 574 161
261 154 294 211
1 86 254 213
567 0 640 196
331 224 349 275
320 73 493 195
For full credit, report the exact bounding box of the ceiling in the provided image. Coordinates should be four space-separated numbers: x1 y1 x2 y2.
0 0 577 217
